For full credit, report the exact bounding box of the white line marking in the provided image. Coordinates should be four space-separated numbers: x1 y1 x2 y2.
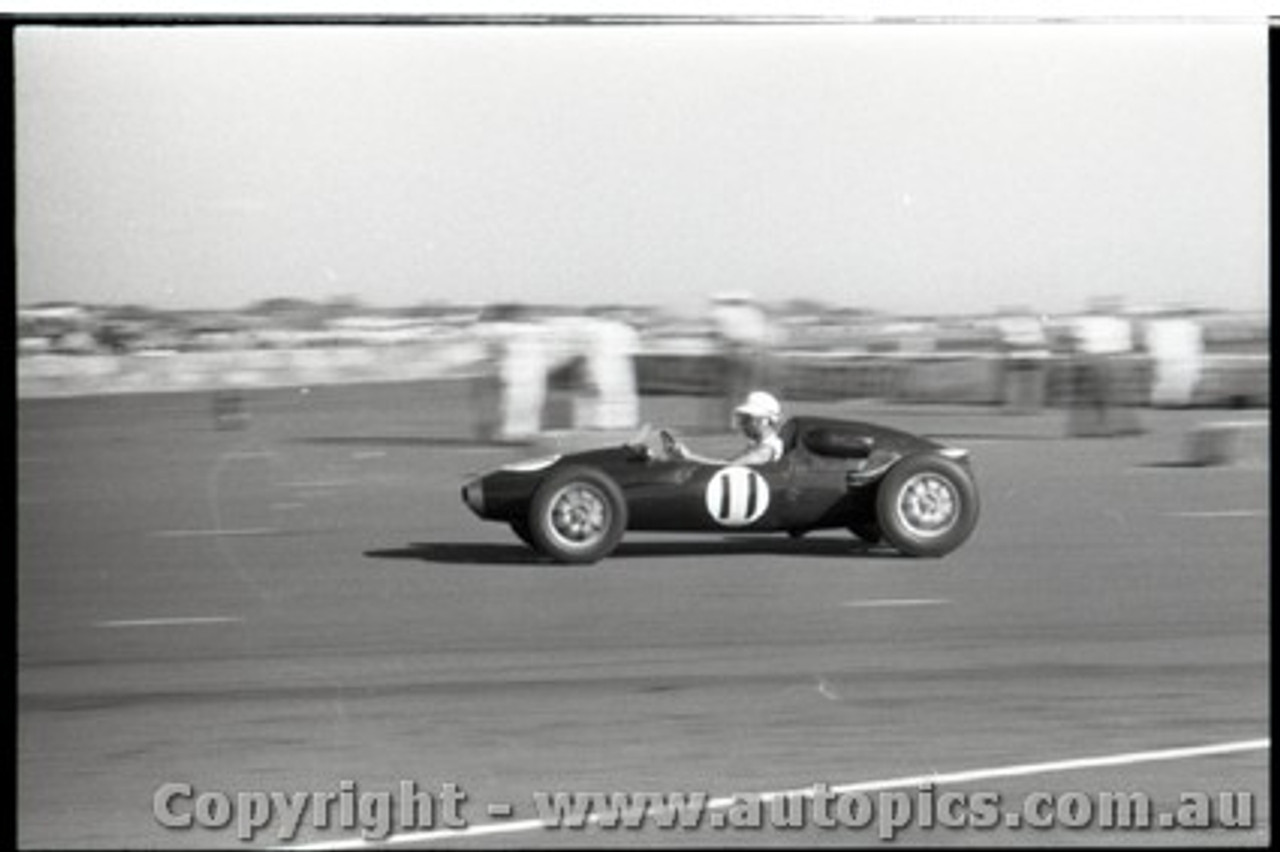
281 737 1268 850
352 451 386 460
284 820 547 850
811 738 1269 798
842 598 950 608
94 616 243 628
1166 510 1267 518
281 480 353 489
150 527 280 538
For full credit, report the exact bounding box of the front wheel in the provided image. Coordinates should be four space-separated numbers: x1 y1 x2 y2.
528 467 628 564
875 454 979 557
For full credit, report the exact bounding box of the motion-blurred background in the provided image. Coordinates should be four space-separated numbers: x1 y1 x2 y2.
16 21 1268 419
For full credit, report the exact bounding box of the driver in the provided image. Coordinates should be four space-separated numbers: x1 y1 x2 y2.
666 390 785 466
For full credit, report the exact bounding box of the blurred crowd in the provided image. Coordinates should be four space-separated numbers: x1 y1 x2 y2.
18 295 1269 439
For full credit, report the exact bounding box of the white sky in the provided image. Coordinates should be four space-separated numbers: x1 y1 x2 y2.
15 22 1270 315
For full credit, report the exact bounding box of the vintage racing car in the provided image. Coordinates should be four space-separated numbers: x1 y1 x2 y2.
461 416 979 563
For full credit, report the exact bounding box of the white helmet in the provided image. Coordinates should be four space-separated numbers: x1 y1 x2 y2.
735 390 782 423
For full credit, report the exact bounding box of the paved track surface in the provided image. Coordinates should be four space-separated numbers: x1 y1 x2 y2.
18 381 1269 847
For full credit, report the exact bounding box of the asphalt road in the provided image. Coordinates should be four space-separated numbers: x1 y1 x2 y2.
17 381 1269 848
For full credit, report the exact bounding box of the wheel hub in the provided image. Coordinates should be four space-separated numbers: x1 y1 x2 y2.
550 486 608 544
897 473 959 537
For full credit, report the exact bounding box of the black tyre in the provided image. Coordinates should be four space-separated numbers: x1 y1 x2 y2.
875 454 979 557
527 467 628 564
848 519 883 544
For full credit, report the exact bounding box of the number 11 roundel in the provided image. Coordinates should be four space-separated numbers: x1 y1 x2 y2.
704 466 771 527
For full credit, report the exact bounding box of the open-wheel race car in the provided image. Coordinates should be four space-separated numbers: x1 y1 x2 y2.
461 416 979 563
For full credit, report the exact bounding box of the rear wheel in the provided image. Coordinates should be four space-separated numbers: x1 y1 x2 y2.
528 467 628 564
875 455 978 557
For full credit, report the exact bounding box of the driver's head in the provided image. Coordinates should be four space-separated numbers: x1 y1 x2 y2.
733 391 782 441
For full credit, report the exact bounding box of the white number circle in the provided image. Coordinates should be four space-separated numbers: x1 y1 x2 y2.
705 467 771 527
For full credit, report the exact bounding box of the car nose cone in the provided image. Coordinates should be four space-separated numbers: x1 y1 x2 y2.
462 478 485 516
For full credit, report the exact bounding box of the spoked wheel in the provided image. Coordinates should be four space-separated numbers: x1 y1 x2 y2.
528 467 628 564
875 454 979 557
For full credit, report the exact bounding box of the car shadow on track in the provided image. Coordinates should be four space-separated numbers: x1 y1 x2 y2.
365 537 907 566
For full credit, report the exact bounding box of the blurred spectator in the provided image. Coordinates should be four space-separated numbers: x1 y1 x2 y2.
994 307 1050 414
471 305 640 441
1066 299 1143 437
707 292 774 432
471 304 549 442
1145 314 1205 408
577 310 641 430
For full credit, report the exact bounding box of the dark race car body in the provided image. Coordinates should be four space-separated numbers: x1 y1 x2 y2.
462 416 979 563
